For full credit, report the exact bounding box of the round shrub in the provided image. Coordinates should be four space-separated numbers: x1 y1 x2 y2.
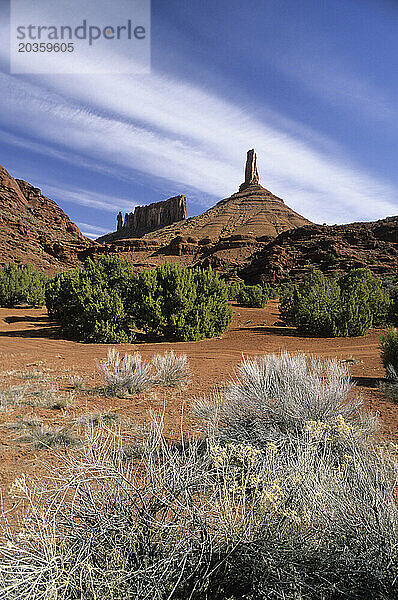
389 286 398 326
280 269 342 335
339 268 391 329
128 263 232 341
280 268 390 337
380 328 398 377
47 259 233 343
236 284 269 308
227 281 243 301
0 262 48 308
46 255 135 343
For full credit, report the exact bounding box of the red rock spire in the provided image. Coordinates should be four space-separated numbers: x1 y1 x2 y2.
239 149 260 191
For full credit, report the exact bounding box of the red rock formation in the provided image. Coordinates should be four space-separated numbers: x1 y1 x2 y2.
94 149 312 271
241 217 398 283
0 164 94 272
102 195 187 242
239 148 260 191
142 149 308 244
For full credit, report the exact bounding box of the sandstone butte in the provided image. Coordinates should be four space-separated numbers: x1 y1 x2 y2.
89 150 314 273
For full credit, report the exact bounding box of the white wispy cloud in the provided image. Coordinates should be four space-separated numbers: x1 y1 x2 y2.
76 222 109 234
270 53 397 125
0 51 397 225
76 221 109 239
43 183 137 213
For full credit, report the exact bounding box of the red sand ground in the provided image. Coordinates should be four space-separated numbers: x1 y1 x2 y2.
0 300 397 514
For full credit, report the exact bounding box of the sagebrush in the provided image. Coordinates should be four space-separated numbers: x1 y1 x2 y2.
194 352 377 448
1 353 397 600
381 327 398 377
98 348 191 395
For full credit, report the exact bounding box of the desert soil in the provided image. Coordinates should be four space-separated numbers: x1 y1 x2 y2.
0 300 397 516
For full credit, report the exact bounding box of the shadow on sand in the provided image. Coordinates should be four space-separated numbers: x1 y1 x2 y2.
239 324 305 338
1 313 60 339
3 315 51 325
352 376 385 389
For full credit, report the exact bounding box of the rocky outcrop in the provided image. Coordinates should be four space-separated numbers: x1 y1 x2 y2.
78 238 161 261
101 195 187 242
0 164 94 272
239 148 260 191
99 149 307 247
93 149 312 272
241 217 398 284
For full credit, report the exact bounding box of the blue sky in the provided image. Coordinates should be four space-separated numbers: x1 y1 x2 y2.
0 0 398 238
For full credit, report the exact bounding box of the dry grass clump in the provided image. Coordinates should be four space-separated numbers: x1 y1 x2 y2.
5 416 42 430
0 383 74 410
18 424 79 449
152 350 191 388
74 411 120 427
98 348 154 396
0 385 26 410
69 375 85 390
380 366 398 403
19 370 53 383
194 352 377 447
98 348 191 396
381 328 398 374
25 387 75 409
0 354 397 600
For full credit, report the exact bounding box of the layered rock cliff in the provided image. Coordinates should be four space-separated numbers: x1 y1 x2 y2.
141 149 310 243
100 195 187 242
0 164 94 272
87 150 312 271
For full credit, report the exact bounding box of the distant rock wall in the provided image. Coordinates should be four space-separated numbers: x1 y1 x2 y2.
117 195 187 237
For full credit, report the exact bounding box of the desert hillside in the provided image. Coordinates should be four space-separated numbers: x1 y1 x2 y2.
0 164 94 271
241 216 398 283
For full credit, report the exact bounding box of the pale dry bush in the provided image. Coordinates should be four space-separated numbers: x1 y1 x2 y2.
0 418 397 599
25 387 75 409
6 416 42 430
98 348 154 395
194 352 377 447
0 383 74 410
19 370 52 383
1 354 397 599
17 424 79 449
0 385 26 410
152 350 191 388
69 374 85 390
380 365 398 402
74 411 120 427
0 422 215 600
98 348 191 395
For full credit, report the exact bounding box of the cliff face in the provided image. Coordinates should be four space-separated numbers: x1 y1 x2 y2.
239 148 260 191
95 149 312 272
100 195 187 242
0 164 94 272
